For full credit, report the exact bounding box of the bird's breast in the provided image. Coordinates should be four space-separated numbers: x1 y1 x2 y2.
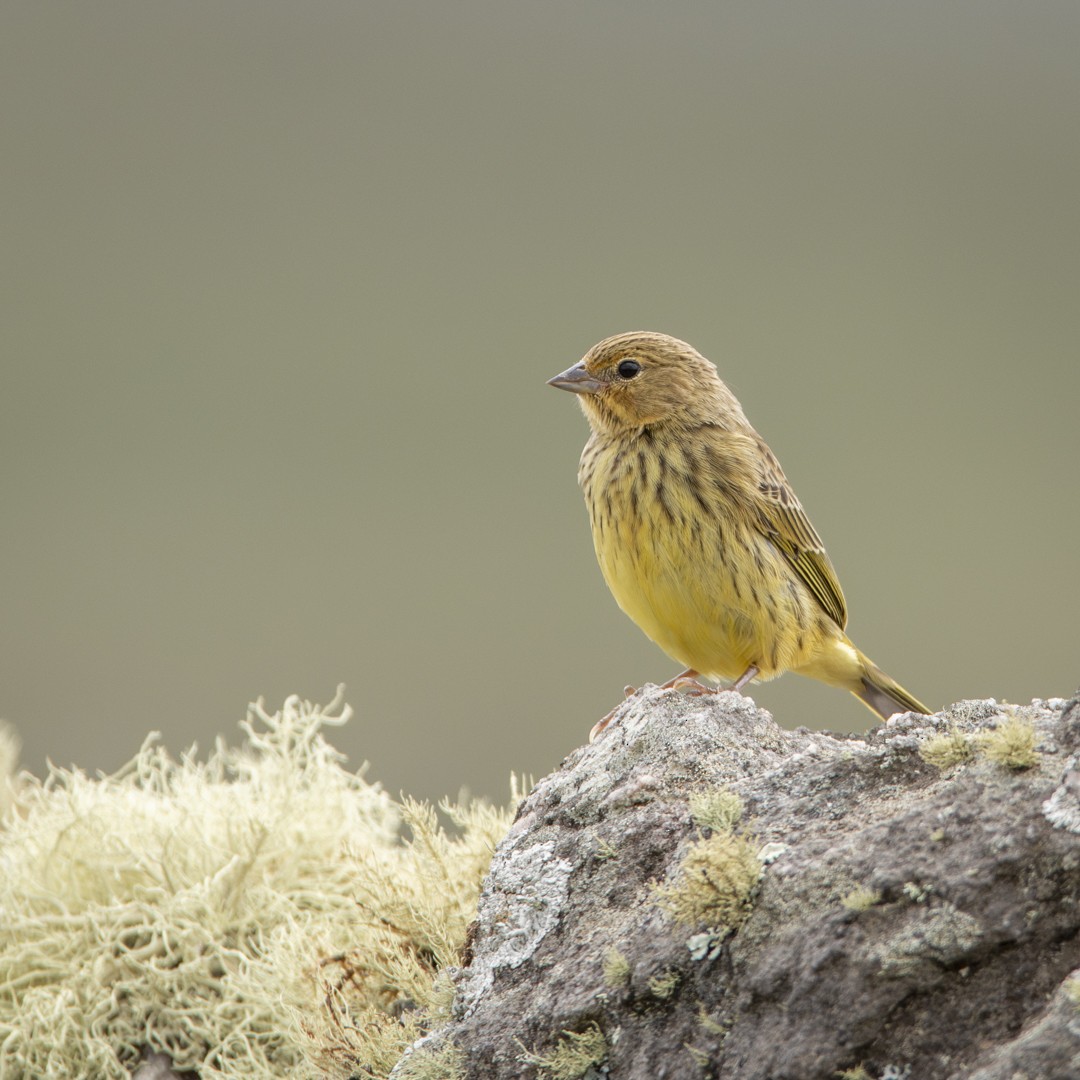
578 432 765 679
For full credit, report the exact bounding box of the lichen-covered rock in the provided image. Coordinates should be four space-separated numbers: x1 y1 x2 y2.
429 687 1080 1079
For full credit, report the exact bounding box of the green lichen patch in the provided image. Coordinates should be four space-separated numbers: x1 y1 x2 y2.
685 1042 711 1068
919 728 975 769
519 1023 607 1079
902 881 934 904
689 788 743 833
654 830 761 931
978 716 1039 770
594 837 618 861
697 1005 727 1035
648 969 680 999
601 946 631 988
841 886 883 912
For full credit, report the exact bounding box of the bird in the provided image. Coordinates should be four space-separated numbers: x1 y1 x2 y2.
548 331 930 737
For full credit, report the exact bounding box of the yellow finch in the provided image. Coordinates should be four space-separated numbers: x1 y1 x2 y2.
548 331 929 734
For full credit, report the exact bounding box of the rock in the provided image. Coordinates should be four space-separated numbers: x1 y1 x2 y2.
130 1051 192 1079
427 687 1080 1079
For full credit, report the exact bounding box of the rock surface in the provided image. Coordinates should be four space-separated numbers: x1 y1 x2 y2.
428 687 1080 1079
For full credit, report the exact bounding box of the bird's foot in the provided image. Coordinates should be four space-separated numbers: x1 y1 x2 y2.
670 675 716 696
659 668 702 691
590 665 759 741
589 706 619 742
588 685 642 741
659 667 717 696
668 664 760 698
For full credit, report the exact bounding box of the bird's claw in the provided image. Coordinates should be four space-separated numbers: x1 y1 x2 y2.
670 676 716 696
589 708 618 742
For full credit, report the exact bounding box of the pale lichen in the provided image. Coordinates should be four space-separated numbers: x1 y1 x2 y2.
654 829 761 931
902 881 933 904
601 946 631 988
0 722 19 821
841 886 882 912
685 1042 711 1068
595 837 618 860
688 788 743 833
697 1005 726 1035
979 716 1039 770
1042 755 1080 833
0 689 516 1080
453 839 574 1017
874 903 983 977
918 728 975 769
391 1040 466 1080
518 1023 607 1079
648 969 680 999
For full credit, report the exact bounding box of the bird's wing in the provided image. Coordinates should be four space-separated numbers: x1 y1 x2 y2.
753 439 848 630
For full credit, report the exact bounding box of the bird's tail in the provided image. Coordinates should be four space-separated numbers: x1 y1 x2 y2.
852 651 931 719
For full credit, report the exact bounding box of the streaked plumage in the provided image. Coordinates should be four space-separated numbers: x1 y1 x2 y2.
549 331 929 727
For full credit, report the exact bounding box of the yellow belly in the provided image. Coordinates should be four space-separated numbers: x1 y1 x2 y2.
593 514 763 680
582 438 822 682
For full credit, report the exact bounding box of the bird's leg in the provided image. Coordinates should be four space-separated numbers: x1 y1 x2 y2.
728 664 759 692
661 668 702 690
668 664 761 697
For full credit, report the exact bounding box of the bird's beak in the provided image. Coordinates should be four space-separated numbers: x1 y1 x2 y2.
547 361 603 395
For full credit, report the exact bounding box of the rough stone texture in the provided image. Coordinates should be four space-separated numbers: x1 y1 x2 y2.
432 687 1080 1079
130 1051 192 1080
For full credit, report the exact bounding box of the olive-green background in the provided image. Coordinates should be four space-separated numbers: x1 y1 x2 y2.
4 2 1078 803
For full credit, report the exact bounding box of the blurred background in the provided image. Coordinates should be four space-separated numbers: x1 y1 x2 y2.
3 1 1078 804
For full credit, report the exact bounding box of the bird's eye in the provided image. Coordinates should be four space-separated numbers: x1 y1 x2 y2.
616 359 642 380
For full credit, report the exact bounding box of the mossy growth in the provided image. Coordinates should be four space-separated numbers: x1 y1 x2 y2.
978 716 1039 770
902 880 933 904
1063 975 1080 1008
685 1043 711 1068
393 1041 466 1080
654 828 761 931
687 1006 727 1070
919 728 975 769
519 1023 607 1079
601 946 631 988
836 1067 873 1080
595 837 618 861
697 1005 727 1035
689 787 743 832
648 968 680 999
841 885 882 912
0 689 518 1080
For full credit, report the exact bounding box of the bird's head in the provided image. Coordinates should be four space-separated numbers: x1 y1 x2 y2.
548 331 737 436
